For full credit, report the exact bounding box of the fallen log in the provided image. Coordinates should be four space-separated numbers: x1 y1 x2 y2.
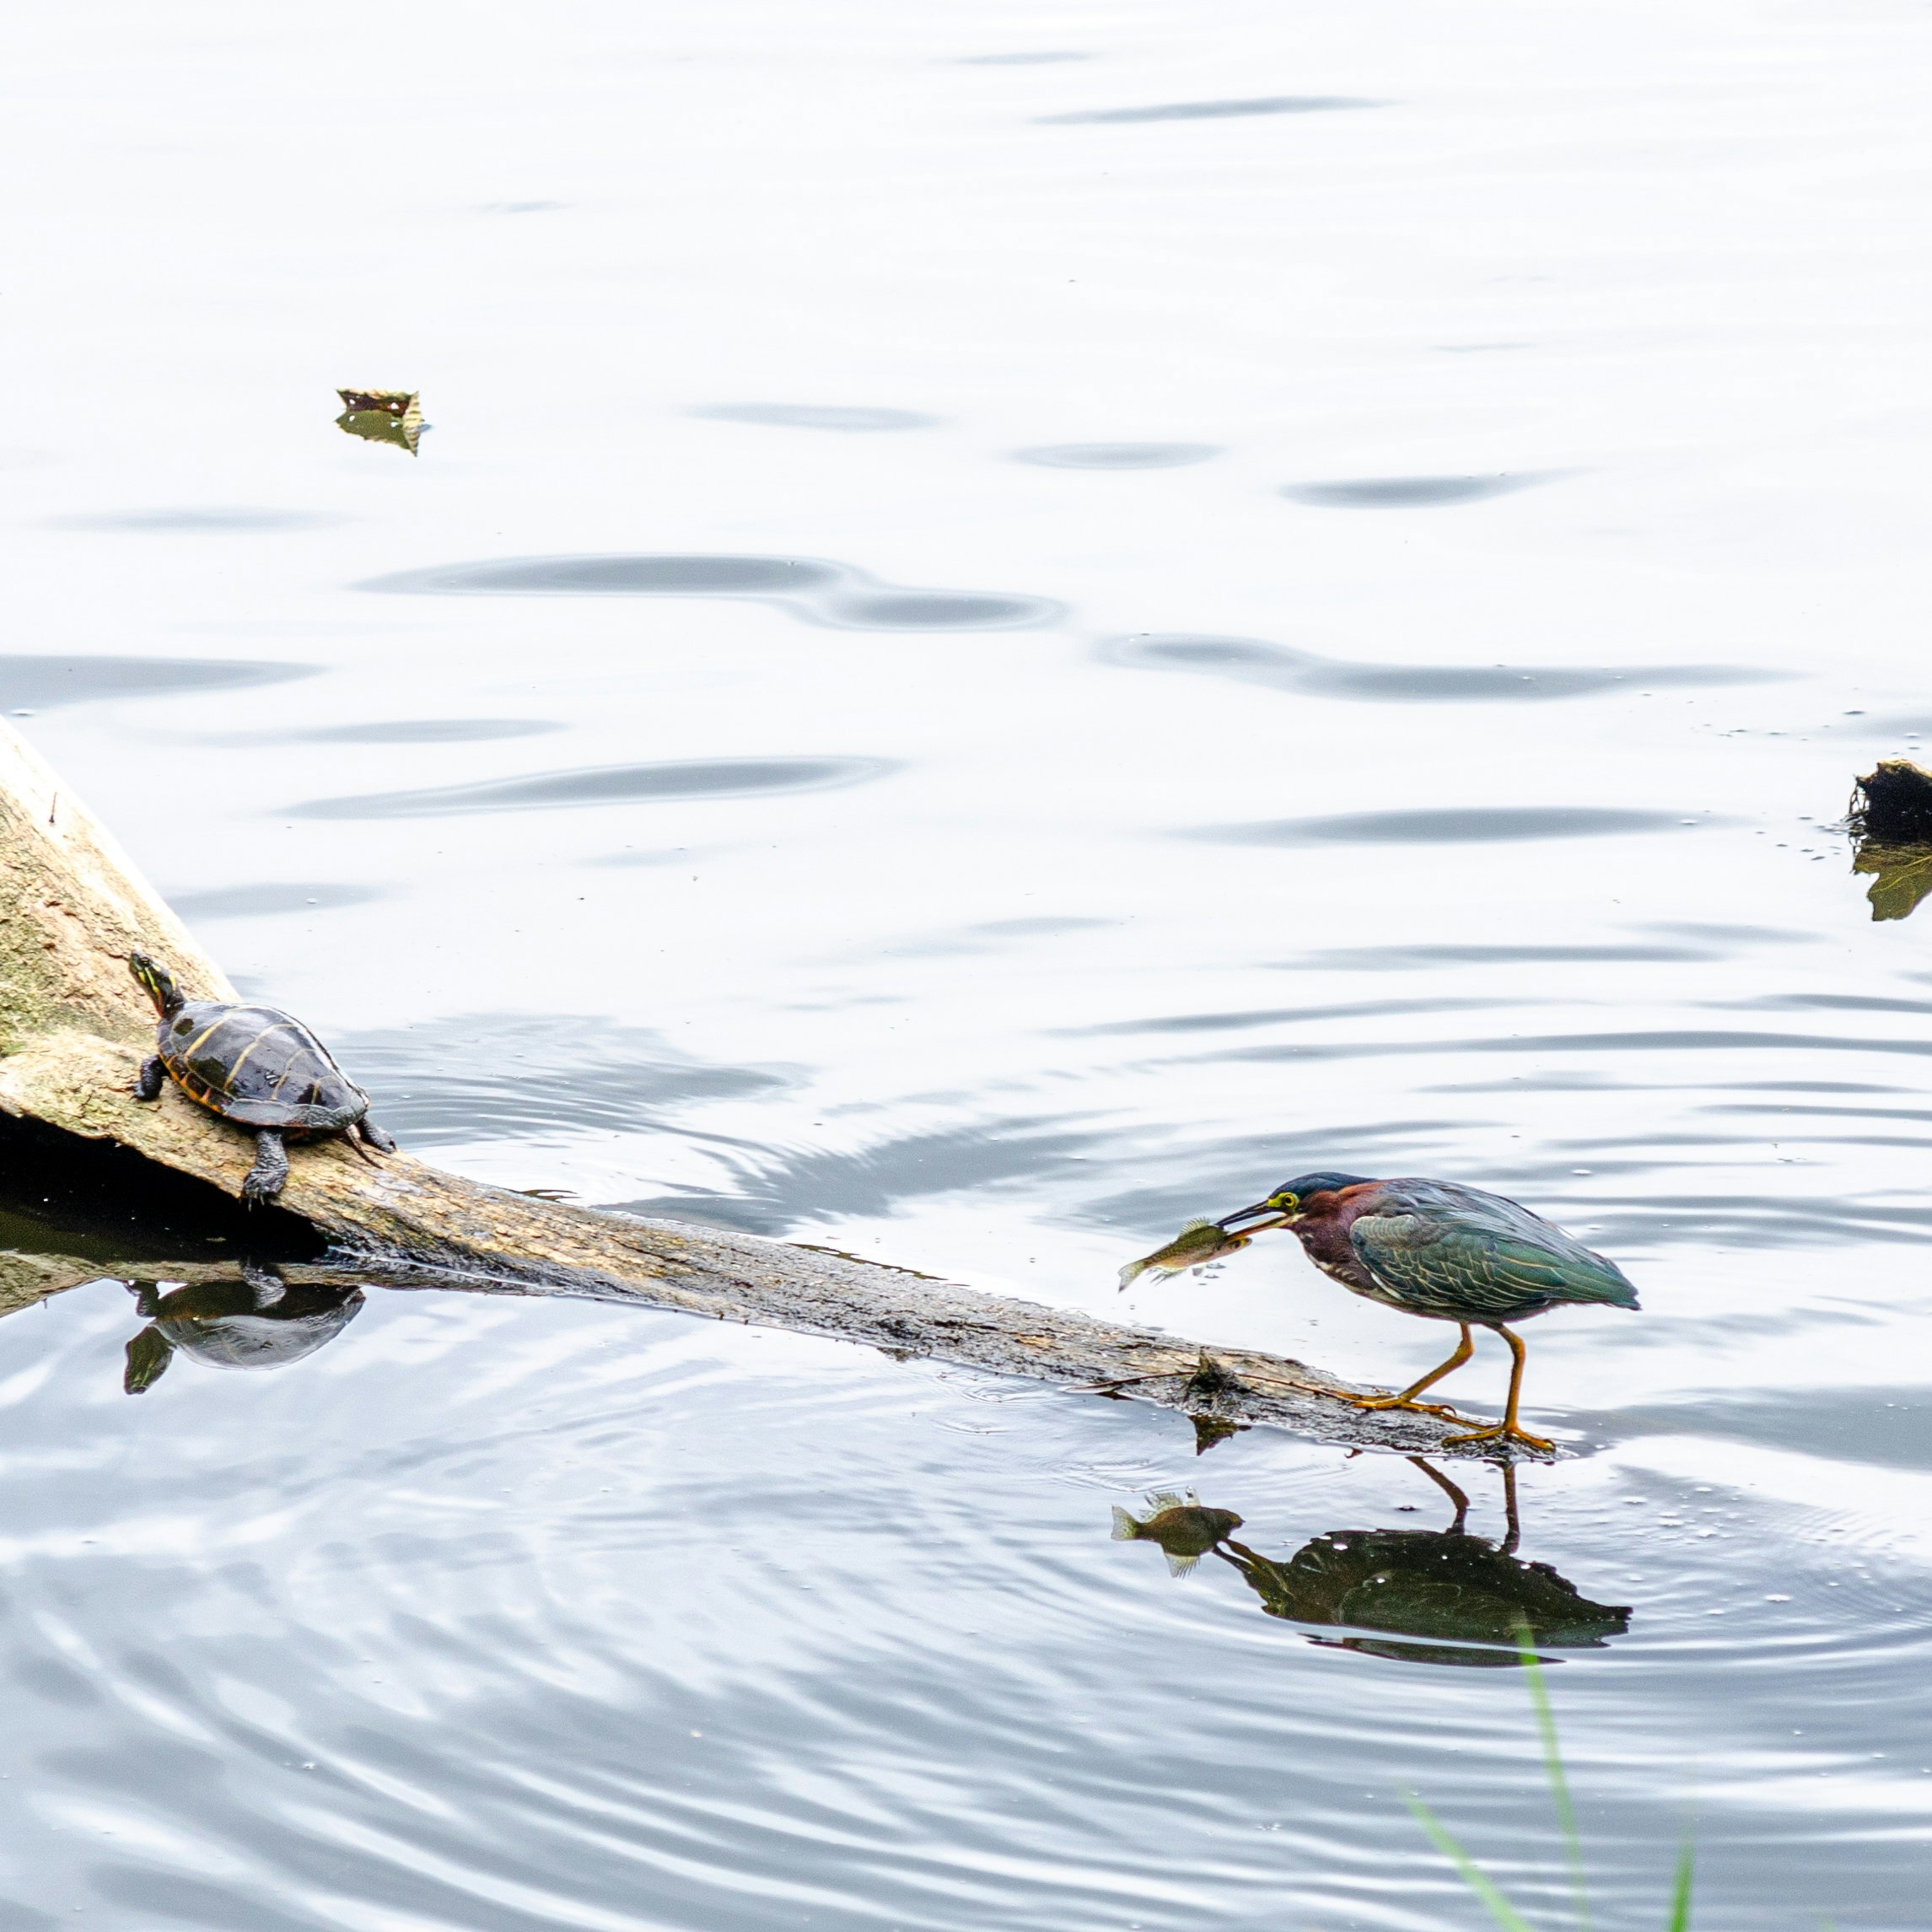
0 717 1545 1457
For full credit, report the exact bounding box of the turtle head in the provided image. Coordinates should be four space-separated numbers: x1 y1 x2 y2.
127 950 184 1019
1217 1172 1374 1233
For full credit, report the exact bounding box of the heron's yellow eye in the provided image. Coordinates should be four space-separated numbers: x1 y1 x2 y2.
1270 1192 1299 1213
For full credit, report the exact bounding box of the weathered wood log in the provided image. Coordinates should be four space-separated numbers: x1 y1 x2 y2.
0 718 1544 1457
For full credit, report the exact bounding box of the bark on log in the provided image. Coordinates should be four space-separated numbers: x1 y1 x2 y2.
0 718 1547 1458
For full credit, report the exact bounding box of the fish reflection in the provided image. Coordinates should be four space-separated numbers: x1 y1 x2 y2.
1111 1461 1629 1665
121 1266 363 1392
1111 1490 1244 1574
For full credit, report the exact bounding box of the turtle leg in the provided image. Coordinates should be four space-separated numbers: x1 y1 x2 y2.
357 1117 396 1154
1441 1326 1556 1454
1348 1321 1475 1418
241 1129 289 1204
241 1259 287 1307
133 1056 166 1102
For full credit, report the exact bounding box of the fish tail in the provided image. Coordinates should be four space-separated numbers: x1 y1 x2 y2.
1117 1259 1148 1291
1110 1505 1142 1541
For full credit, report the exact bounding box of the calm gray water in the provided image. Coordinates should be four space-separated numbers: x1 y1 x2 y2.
5 1 1932 1924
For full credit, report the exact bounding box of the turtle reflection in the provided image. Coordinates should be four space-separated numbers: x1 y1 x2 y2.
1111 1460 1629 1666
122 1265 363 1392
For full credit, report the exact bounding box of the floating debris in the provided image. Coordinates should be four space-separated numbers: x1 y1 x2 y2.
336 388 423 455
1118 1217 1251 1289
1848 761 1932 920
336 388 417 417
1110 1489 1245 1575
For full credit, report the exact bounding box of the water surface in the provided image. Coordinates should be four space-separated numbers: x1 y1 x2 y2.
3 2 1930 1928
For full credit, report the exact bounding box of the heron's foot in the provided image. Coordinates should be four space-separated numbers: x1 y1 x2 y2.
1440 1418 1556 1454
1346 1391 1466 1420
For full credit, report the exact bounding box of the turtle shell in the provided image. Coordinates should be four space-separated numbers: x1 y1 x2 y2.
156 1283 365 1370
156 999 369 1133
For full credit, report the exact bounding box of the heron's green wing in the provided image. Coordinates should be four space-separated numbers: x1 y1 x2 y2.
1349 1182 1637 1318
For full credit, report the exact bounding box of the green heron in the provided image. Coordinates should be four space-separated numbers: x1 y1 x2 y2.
1213 1174 1639 1451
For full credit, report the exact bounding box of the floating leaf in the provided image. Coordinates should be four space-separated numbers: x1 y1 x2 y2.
336 387 417 416
336 388 422 455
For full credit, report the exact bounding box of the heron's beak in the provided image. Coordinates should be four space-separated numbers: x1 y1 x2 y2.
1216 1201 1289 1235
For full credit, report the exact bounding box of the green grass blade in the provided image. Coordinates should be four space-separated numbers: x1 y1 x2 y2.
1666 1839 1693 1932
1515 1622 1592 1932
1404 1795 1540 1932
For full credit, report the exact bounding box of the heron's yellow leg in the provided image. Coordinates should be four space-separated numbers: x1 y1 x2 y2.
1349 1322 1474 1418
1442 1325 1556 1453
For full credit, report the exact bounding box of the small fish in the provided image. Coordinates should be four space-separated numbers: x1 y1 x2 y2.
1118 1218 1250 1290
1110 1489 1244 1576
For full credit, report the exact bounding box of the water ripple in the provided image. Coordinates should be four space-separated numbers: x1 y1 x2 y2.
287 756 899 820
1103 632 1778 702
360 554 1066 632
1039 96 1376 125
1196 807 1708 845
692 404 941 432
338 1014 795 1146
0 654 316 711
1280 473 1559 507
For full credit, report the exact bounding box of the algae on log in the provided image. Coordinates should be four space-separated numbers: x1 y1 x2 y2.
0 718 1543 1458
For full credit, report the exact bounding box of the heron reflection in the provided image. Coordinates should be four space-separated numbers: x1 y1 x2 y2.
1111 1459 1629 1666
122 1264 363 1392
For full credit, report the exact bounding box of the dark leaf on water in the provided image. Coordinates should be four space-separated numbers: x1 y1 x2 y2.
336 389 422 455
336 388 417 416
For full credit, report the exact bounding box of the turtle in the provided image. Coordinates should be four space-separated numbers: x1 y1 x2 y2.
126 950 396 1203
122 1265 365 1393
